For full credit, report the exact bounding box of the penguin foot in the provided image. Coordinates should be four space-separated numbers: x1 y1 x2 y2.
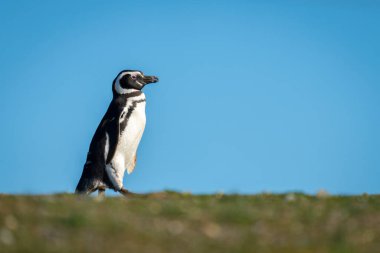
119 188 139 197
98 187 106 198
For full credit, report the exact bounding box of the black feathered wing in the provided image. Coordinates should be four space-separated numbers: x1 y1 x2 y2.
75 100 122 193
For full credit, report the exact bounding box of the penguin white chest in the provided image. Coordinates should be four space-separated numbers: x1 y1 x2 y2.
118 101 146 169
106 100 146 190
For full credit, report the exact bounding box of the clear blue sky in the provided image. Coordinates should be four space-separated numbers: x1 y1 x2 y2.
0 1 379 194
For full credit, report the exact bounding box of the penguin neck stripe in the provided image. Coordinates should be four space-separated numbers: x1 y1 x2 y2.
119 98 146 134
125 91 143 98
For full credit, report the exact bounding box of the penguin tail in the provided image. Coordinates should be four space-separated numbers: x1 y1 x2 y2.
75 177 91 194
75 166 97 195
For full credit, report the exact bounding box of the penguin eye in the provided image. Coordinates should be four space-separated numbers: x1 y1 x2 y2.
131 75 137 80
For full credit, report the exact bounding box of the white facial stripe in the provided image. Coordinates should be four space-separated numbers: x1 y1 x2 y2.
124 71 141 76
115 85 138 94
136 80 144 87
114 71 143 94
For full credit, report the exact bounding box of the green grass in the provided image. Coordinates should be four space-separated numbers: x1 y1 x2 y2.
0 192 379 253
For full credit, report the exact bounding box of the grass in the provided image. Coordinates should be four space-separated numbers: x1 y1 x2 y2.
0 192 379 253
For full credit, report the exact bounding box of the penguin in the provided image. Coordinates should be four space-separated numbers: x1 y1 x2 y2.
75 70 159 196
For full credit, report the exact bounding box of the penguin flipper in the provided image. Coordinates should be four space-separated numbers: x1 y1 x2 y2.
75 100 123 194
104 116 120 164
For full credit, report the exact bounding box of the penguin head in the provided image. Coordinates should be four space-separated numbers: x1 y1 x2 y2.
113 70 159 95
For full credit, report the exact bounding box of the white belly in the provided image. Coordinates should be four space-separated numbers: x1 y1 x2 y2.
106 101 146 189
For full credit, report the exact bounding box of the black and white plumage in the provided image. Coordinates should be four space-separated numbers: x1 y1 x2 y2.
75 70 159 196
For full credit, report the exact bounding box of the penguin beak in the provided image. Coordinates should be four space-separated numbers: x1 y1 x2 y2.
142 75 159 85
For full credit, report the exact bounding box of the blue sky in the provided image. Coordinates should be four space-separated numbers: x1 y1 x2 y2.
0 1 379 194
